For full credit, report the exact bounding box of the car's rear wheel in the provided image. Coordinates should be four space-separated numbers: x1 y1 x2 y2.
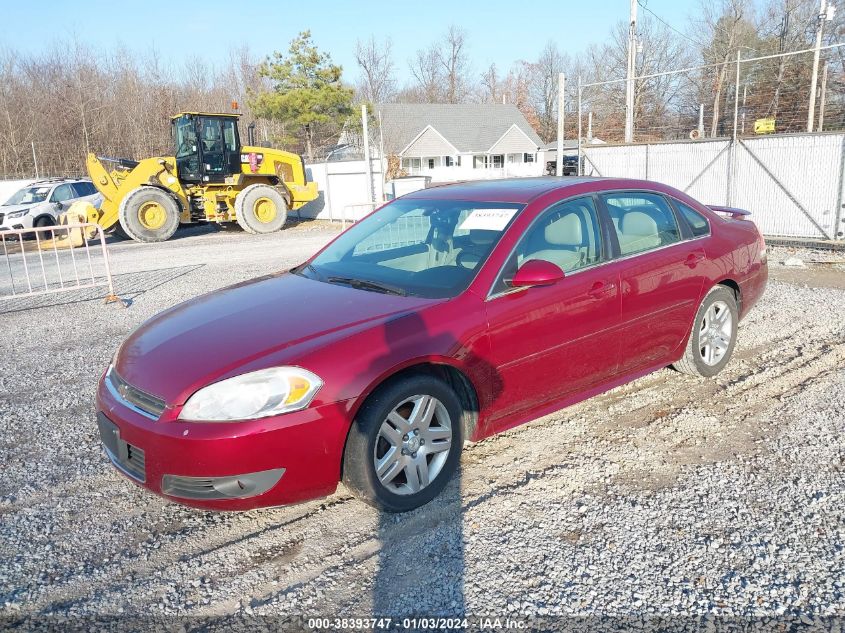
673 285 738 377
342 374 463 512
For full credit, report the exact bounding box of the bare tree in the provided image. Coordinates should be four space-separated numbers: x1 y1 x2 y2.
481 63 501 103
529 41 568 142
439 26 471 103
694 0 758 136
409 46 444 102
354 36 397 104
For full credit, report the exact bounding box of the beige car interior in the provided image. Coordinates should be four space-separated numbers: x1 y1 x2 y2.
607 200 680 256
518 202 600 273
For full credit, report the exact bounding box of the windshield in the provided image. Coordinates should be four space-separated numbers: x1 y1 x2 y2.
4 185 51 206
297 198 523 299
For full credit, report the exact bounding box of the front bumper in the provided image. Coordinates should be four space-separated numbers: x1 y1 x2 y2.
0 215 33 230
95 376 354 510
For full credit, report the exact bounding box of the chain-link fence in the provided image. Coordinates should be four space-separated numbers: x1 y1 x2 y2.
578 44 845 144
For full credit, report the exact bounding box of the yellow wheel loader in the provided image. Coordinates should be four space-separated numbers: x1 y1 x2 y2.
69 112 318 243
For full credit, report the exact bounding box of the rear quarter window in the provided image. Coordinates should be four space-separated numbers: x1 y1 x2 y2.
676 201 711 237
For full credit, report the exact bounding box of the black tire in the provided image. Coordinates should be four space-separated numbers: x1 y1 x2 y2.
342 373 463 513
673 285 739 377
118 186 180 243
110 223 130 240
234 184 288 235
28 215 55 240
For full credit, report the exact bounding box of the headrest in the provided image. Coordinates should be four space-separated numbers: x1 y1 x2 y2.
544 213 582 246
620 211 658 236
469 229 498 245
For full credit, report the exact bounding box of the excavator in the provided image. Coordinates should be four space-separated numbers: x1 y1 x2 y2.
63 112 318 243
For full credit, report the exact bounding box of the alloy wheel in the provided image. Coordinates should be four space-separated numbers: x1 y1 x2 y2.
698 300 733 366
373 394 453 495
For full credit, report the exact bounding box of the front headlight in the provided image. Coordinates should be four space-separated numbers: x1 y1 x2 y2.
7 209 30 218
179 367 323 422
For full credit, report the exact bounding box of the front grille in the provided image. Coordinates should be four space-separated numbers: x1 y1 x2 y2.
107 367 166 419
97 413 146 483
126 443 146 478
0 213 5 224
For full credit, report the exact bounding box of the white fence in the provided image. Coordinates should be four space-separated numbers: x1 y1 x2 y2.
582 132 845 241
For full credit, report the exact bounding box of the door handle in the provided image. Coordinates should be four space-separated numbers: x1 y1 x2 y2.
588 280 616 300
684 252 705 268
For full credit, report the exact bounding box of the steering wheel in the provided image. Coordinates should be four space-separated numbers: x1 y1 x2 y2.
456 250 481 269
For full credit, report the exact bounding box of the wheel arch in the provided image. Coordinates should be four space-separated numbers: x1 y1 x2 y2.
338 359 481 479
142 183 186 212
32 213 56 227
715 277 741 313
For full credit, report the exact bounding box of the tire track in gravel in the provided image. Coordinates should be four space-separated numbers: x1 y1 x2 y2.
26 282 845 616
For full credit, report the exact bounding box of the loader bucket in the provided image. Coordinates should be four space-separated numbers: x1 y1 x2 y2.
37 201 101 250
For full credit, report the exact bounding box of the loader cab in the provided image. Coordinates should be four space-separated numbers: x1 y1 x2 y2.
172 113 242 184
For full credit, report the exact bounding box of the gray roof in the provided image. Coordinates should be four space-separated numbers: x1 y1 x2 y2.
378 103 543 155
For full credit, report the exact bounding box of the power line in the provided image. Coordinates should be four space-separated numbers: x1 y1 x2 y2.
636 0 709 49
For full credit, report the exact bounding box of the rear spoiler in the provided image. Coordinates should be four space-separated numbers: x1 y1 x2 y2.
708 205 751 220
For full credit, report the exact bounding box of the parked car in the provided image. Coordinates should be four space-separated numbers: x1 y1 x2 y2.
0 178 102 232
96 177 767 512
546 155 584 176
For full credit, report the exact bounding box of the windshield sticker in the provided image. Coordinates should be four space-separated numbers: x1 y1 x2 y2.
457 208 518 231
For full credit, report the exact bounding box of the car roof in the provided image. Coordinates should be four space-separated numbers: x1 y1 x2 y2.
400 177 676 204
27 177 90 187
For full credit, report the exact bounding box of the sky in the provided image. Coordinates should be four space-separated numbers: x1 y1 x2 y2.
0 0 693 83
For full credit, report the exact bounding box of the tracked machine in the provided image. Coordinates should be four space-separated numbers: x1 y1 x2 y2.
68 112 318 243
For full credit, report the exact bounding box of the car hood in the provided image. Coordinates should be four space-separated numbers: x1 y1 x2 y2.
114 272 439 404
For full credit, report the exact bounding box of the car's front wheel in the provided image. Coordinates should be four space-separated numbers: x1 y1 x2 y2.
673 285 739 377
342 374 463 512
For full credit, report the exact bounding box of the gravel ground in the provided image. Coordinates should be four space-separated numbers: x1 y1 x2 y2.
1 226 844 630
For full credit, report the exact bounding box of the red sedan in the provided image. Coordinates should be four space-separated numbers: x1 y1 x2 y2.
96 178 767 512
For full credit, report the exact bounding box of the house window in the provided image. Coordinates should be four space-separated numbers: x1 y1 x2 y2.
492 155 504 168
402 158 421 174
427 158 435 170
523 153 535 163
444 156 454 167
473 155 488 169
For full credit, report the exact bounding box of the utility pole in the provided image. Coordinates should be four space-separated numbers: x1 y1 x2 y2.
577 76 583 177
31 141 39 179
556 72 565 177
808 0 833 132
732 50 741 141
818 60 830 132
625 0 637 143
361 104 373 204
698 104 704 138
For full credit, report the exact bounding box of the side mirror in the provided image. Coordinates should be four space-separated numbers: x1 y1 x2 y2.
511 259 565 288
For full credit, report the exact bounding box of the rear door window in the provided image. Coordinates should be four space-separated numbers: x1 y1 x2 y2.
602 192 680 256
50 184 76 203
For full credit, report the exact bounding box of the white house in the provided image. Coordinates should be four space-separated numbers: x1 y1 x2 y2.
378 104 545 182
